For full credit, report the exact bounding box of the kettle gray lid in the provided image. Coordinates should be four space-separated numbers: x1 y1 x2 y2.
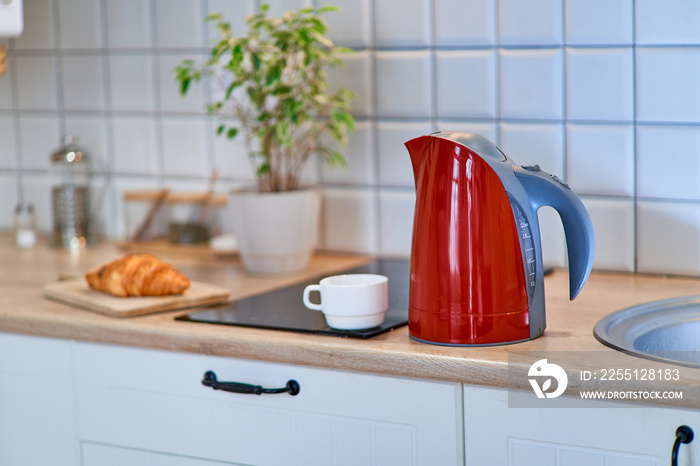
432 131 507 162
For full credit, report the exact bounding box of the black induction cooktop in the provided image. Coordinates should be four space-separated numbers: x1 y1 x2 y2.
176 259 409 338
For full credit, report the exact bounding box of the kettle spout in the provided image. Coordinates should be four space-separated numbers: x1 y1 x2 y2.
404 135 431 184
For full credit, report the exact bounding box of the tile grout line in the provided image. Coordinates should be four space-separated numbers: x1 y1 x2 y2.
149 0 165 188
494 0 501 144
98 0 116 241
368 0 382 256
51 0 66 138
200 0 215 180
8 37 24 203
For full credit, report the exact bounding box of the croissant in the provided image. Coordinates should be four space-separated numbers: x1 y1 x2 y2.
85 254 190 297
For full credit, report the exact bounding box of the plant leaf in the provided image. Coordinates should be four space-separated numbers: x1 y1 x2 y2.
265 66 281 86
205 13 223 22
316 5 340 14
226 127 239 139
272 85 293 96
257 162 270 175
331 151 347 167
179 78 191 96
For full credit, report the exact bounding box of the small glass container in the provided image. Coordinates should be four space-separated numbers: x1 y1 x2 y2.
50 135 93 248
14 203 37 249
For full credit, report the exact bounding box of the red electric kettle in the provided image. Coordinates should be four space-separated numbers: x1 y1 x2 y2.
405 132 595 346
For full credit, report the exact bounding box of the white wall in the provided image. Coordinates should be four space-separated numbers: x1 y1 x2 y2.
1 0 700 275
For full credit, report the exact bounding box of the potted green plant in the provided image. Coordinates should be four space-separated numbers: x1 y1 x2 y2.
175 4 355 274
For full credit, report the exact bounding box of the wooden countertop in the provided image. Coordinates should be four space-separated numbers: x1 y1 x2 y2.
3 236 700 408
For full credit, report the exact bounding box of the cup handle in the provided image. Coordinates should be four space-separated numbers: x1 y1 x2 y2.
303 284 322 311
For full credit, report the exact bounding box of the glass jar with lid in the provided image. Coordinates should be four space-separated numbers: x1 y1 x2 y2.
50 135 96 248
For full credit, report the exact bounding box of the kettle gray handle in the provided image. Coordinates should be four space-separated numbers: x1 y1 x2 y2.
514 165 595 300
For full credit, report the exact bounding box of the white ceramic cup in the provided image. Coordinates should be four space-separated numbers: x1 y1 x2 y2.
302 274 389 330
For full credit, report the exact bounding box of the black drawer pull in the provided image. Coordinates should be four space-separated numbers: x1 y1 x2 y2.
202 371 300 396
672 425 694 466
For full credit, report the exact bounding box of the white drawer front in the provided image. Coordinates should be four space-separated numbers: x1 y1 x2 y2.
0 333 77 466
75 342 462 466
464 384 700 466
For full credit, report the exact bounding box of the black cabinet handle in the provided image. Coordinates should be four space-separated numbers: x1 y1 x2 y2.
672 425 694 466
202 371 300 396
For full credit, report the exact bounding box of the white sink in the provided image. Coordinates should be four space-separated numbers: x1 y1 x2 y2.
594 296 700 368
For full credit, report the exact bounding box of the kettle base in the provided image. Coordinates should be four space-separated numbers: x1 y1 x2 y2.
409 334 534 347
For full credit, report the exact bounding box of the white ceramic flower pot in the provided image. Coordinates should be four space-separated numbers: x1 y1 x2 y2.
229 188 321 274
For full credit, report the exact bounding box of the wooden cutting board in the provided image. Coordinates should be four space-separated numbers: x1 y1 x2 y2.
43 278 230 317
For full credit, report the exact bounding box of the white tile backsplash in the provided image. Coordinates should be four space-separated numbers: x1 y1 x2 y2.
636 47 700 123
636 0 700 45
374 0 431 47
436 50 496 119
18 115 60 171
377 121 432 187
318 0 372 48
154 0 204 49
160 117 209 177
5 0 700 276
375 51 432 118
435 0 495 46
378 189 415 257
582 197 635 272
15 56 58 111
321 121 375 186
57 0 102 49
206 0 254 43
566 48 634 121
499 123 564 177
109 55 155 112
499 49 563 120
637 201 700 275
499 0 563 46
264 0 312 17
112 116 159 175
20 172 52 232
0 116 16 169
637 125 700 200
211 128 255 183
0 173 17 230
537 206 566 268
321 188 377 253
565 0 633 45
157 54 206 114
105 0 152 49
61 55 105 112
327 51 373 117
566 124 634 197
0 69 13 110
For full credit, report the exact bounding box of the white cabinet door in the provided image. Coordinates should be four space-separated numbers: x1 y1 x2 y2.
0 332 77 466
74 341 463 466
464 384 700 466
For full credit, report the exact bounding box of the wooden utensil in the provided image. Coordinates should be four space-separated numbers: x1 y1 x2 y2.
131 188 170 242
